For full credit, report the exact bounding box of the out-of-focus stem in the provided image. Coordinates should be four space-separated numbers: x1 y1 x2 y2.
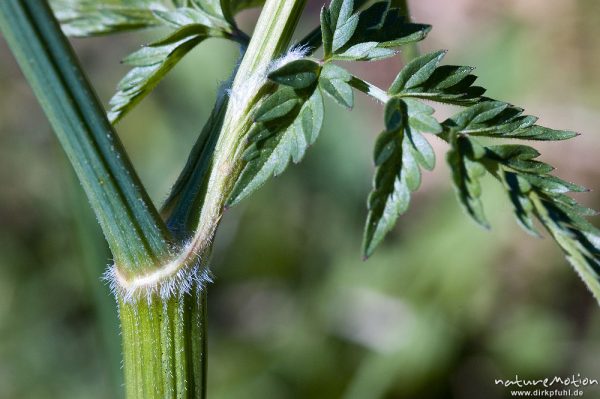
393 0 421 62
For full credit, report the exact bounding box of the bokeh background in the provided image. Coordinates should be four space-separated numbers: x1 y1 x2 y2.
1 0 600 398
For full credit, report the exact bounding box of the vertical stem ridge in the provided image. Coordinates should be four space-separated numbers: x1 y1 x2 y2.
0 0 172 270
120 285 207 399
3 0 308 398
118 1 308 396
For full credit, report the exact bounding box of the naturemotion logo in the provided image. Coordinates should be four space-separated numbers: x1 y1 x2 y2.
494 374 599 397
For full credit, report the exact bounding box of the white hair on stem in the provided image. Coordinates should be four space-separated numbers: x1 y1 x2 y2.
228 44 310 118
107 46 311 304
104 239 213 304
267 44 310 74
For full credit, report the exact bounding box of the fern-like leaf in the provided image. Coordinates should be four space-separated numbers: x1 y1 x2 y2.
447 134 489 228
443 100 578 141
441 101 600 299
320 0 431 61
226 80 324 207
389 50 484 105
107 6 237 123
108 25 213 123
319 63 354 108
50 0 165 36
363 97 437 257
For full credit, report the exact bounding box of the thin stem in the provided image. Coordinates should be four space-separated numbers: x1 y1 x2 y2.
200 289 208 398
349 76 390 103
163 0 309 245
0 0 172 272
161 94 229 237
227 27 251 47
161 42 249 237
183 0 308 258
393 0 421 62
118 2 309 398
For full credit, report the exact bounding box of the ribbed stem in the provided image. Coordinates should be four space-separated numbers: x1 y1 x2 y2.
0 0 172 271
3 0 308 397
120 287 208 399
119 1 307 398
180 0 308 263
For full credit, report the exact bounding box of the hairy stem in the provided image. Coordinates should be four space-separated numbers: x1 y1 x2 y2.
118 1 308 398
120 286 208 399
182 0 308 261
116 0 308 296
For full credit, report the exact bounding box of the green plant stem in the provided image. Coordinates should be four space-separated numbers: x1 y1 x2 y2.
164 0 316 236
180 0 307 258
120 1 308 398
120 287 208 399
349 76 390 103
0 0 172 273
393 0 421 62
161 94 229 237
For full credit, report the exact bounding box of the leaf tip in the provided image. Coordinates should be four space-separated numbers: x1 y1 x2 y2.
223 196 237 210
361 236 379 261
361 247 374 261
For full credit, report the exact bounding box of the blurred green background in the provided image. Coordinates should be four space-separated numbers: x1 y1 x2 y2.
1 1 600 398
